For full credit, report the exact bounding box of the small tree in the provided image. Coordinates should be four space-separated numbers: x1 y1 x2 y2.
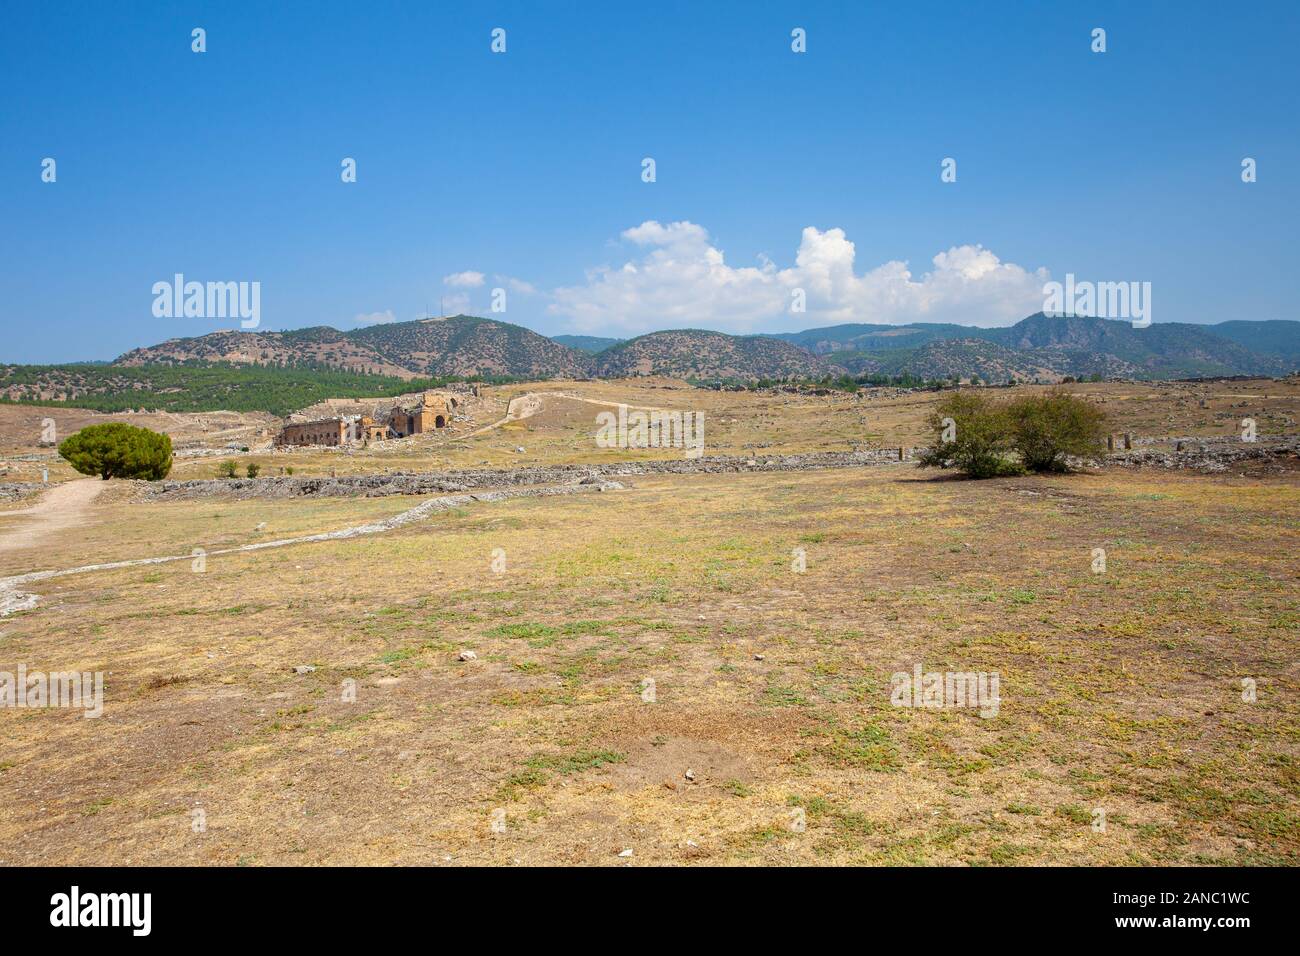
1006 391 1108 472
246 463 261 478
917 392 1021 479
217 460 238 479
58 423 172 480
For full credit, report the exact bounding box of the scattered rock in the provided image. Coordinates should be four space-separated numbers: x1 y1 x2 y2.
617 848 633 858
138 449 922 502
0 483 40 503
292 665 316 674
458 650 478 662
685 769 696 781
1105 437 1299 473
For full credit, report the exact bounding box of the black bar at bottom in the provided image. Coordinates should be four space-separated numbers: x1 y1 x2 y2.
0 865 1282 941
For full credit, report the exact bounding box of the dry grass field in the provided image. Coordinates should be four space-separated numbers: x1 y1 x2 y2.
0 379 1297 866
218 375 1300 476
7 376 1299 485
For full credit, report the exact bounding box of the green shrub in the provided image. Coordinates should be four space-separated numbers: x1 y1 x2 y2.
246 463 261 478
58 423 172 481
1006 391 1108 472
919 390 1108 478
918 392 1021 479
217 460 238 479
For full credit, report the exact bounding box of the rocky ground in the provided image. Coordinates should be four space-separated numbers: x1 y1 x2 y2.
3 463 1295 866
134 439 1300 501
1103 437 1300 473
137 448 916 500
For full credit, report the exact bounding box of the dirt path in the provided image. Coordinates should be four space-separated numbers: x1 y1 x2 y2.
0 480 624 616
0 479 105 555
460 390 673 439
460 392 547 438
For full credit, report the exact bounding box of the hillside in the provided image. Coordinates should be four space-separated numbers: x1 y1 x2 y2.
764 314 1294 374
109 314 1300 384
834 340 1063 382
593 329 833 380
116 327 415 378
348 316 592 378
988 314 1283 377
0 314 1287 418
1206 320 1300 362
0 364 483 417
772 323 980 354
772 315 1297 379
117 316 593 380
551 335 623 354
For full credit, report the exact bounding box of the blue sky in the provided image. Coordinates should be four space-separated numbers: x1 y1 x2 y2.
1 0 1296 362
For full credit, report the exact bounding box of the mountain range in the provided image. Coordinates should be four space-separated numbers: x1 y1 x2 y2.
108 313 1300 384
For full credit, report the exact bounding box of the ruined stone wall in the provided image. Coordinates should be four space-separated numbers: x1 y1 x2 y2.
1099 437 1300 472
277 419 347 447
0 482 39 502
137 435 1300 502
139 447 916 501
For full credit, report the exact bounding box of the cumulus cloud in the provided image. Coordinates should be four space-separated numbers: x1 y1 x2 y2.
547 221 1050 334
443 271 485 288
354 310 397 324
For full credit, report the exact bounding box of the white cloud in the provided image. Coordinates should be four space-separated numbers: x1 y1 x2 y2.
497 275 539 296
443 271 485 288
547 221 1050 334
354 310 397 324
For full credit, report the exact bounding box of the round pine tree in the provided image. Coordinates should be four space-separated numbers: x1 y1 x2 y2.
58 423 173 480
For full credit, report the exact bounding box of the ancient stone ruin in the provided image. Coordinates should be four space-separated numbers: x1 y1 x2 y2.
275 390 462 448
